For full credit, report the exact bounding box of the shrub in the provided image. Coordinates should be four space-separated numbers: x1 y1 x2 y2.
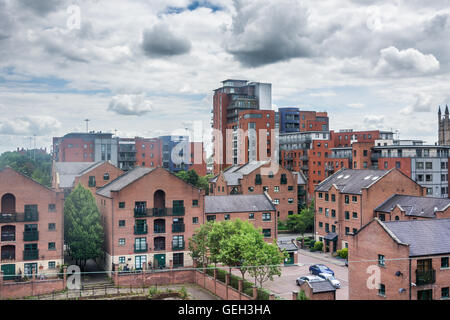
205 265 214 277
337 248 348 259
298 289 309 300
229 274 240 290
243 287 254 297
179 286 189 300
217 269 227 283
257 288 271 300
313 241 323 251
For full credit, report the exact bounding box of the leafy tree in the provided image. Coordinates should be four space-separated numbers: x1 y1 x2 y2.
176 169 214 194
206 220 240 268
245 240 287 288
64 184 104 270
188 222 214 267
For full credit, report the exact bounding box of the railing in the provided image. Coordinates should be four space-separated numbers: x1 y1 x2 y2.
154 225 166 234
133 225 148 235
154 245 166 251
1 232 16 242
23 231 39 241
23 249 39 260
172 224 185 233
134 244 148 253
0 212 39 223
416 270 436 286
172 241 185 251
134 207 186 218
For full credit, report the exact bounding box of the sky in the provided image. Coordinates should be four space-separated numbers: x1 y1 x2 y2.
1 0 450 155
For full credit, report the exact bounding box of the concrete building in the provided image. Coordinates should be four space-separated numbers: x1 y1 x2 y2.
209 161 298 221
0 167 64 280
204 194 277 243
349 218 450 300
314 168 425 253
95 167 205 272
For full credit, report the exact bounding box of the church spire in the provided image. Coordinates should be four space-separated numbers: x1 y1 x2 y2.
439 105 442 117
447 105 449 115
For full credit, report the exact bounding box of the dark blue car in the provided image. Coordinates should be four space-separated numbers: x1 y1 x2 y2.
309 264 334 276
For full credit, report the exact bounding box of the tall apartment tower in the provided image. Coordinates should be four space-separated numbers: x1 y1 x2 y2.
212 80 274 174
438 105 450 145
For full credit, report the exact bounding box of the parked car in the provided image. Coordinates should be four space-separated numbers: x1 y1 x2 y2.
309 264 335 276
318 273 341 288
296 275 323 286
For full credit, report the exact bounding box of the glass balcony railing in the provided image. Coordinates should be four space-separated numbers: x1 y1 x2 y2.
0 211 39 223
134 207 186 218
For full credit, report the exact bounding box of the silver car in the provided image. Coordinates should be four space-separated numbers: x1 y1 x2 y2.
318 272 341 288
296 275 323 286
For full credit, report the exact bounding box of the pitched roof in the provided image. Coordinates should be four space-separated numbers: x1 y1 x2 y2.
293 171 307 185
53 162 105 188
96 167 155 198
204 194 276 214
375 194 450 218
381 218 450 257
307 280 336 293
218 161 270 186
277 240 298 252
315 168 390 194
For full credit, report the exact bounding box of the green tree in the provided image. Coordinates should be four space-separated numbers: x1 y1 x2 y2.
246 240 287 288
64 184 104 270
176 169 214 194
188 222 214 267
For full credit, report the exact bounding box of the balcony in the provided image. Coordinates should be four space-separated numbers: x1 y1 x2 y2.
23 249 39 261
134 244 148 253
23 231 39 241
416 270 436 286
134 207 186 218
172 224 185 233
172 241 185 251
134 225 148 235
0 211 39 223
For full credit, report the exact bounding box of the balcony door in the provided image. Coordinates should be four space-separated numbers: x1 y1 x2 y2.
417 289 433 300
1 225 15 242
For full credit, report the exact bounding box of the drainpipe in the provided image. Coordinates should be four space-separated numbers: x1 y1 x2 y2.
409 259 411 300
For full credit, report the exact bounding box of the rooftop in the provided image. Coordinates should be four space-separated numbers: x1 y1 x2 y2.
315 168 390 194
375 194 450 218
96 167 155 198
204 194 275 214
381 218 450 257
307 280 336 293
54 161 105 188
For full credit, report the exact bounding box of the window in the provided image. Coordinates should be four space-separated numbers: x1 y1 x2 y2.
262 213 271 221
263 186 269 192
48 242 56 250
325 193 329 201
273 199 280 205
268 172 274 178
193 217 199 224
378 254 385 266
331 225 336 233
426 188 433 195
344 195 349 204
262 229 271 238
416 174 423 182
288 198 294 204
288 211 294 215
119 220 125 227
274 186 280 193
425 162 433 169
119 202 125 209
331 194 336 202
318 207 323 214
224 214 230 220
119 257 126 264
173 253 184 268
384 162 388 169
395 161 401 169
318 193 323 199
88 176 96 187
255 174 262 185
248 186 254 192
352 212 357 219
325 223 330 233
192 199 199 207
325 208 329 217
331 209 336 218
288 186 294 191
345 211 350 220
352 196 357 203
442 257 449 269
379 213 385 221
249 213 255 220
48 261 56 269
442 287 449 299
319 222 323 228
378 284 385 296
425 174 433 182
345 227 350 235
48 204 56 212
119 238 125 246
206 215 216 222
48 223 56 231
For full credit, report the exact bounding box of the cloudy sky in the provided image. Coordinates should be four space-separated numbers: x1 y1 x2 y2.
1 0 450 155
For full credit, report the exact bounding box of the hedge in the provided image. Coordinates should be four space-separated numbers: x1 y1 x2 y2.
257 288 271 300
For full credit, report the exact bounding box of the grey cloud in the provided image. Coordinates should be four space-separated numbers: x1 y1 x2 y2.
108 94 154 116
141 23 191 58
17 0 64 16
224 0 316 67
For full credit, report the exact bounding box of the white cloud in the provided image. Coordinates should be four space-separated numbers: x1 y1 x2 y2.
108 94 154 116
347 103 365 108
0 116 61 136
374 46 440 76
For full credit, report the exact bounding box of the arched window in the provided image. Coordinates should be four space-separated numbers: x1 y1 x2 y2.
1 194 16 214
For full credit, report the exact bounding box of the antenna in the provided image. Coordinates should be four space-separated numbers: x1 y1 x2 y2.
84 119 90 133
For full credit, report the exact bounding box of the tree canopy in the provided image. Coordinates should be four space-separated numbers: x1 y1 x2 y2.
176 169 214 194
64 183 104 269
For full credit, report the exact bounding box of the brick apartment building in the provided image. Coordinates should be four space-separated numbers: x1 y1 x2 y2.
314 168 425 252
95 167 205 272
204 194 277 243
212 79 274 174
209 161 298 221
52 161 124 196
374 194 450 221
349 218 450 300
0 167 64 280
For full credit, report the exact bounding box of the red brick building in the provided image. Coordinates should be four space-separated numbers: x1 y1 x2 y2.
209 161 298 221
0 167 64 280
95 167 205 272
349 218 450 300
204 194 277 243
299 111 329 132
314 168 425 252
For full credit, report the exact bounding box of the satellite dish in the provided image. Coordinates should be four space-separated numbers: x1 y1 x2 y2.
399 288 406 293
